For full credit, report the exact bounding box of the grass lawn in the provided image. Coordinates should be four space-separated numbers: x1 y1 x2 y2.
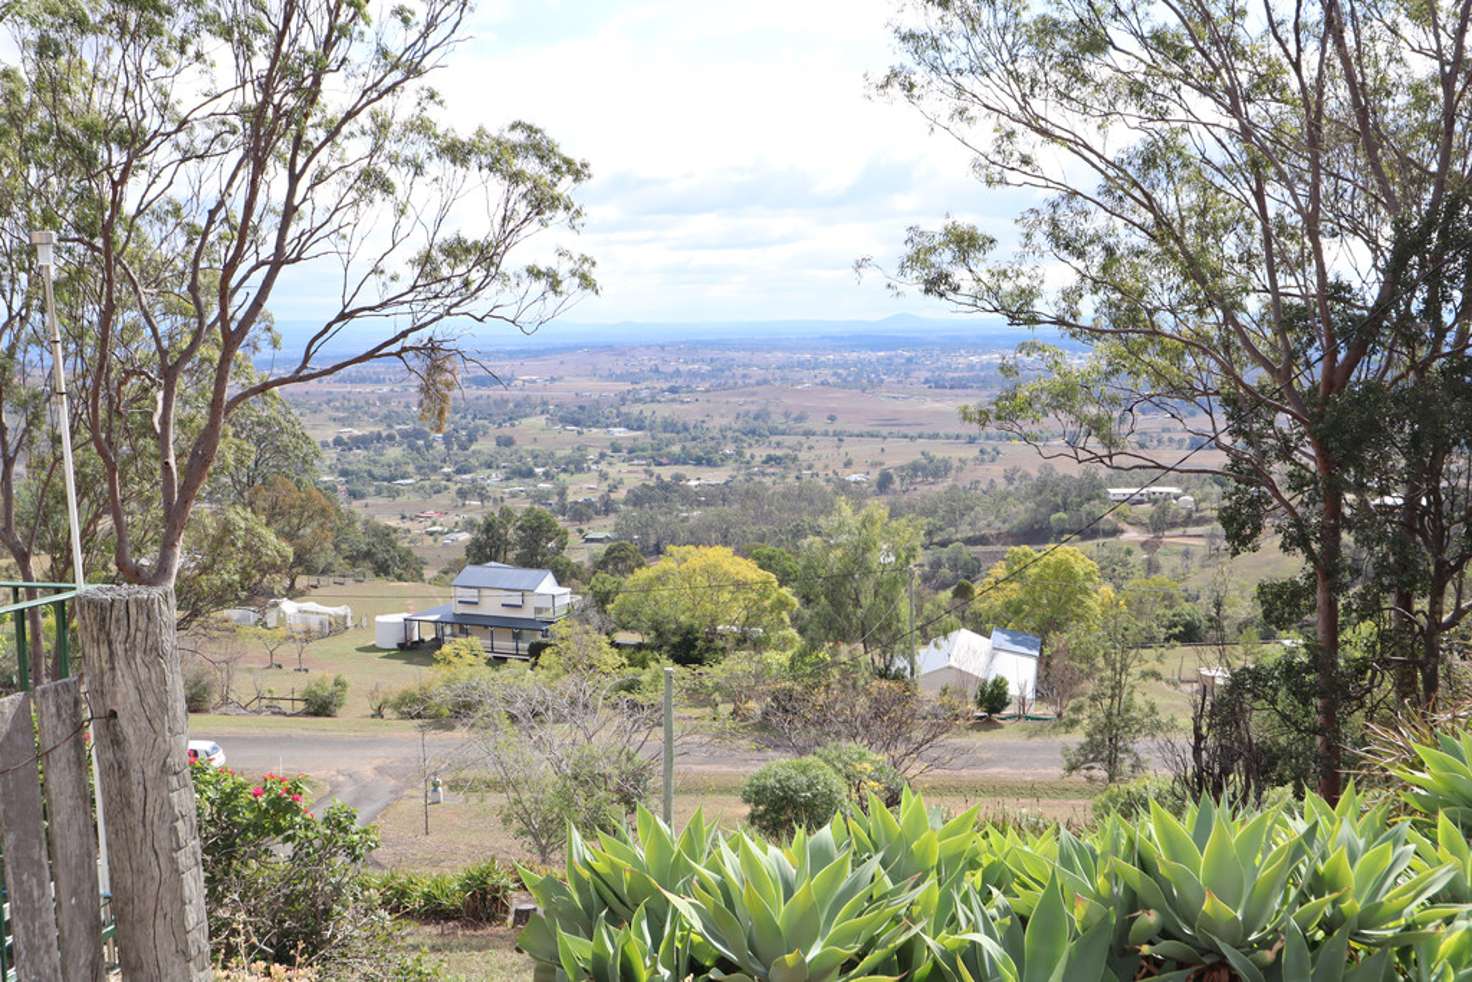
405 925 531 982
206 580 451 718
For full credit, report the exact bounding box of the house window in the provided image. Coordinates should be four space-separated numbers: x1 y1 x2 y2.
455 587 479 605
503 591 524 608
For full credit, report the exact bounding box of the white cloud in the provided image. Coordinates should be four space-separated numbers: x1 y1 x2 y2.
276 0 1029 323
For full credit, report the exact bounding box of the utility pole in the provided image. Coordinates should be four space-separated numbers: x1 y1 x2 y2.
907 564 918 680
662 667 674 826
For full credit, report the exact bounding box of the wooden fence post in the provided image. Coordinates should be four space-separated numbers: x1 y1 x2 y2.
78 585 210 980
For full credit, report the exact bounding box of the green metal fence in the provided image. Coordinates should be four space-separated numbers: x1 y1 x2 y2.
0 582 108 981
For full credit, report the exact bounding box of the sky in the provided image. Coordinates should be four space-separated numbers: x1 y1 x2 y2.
278 0 1027 327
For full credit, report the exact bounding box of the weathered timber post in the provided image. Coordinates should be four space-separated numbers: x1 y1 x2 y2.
77 585 211 980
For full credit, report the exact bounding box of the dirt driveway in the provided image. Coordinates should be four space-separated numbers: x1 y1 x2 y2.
195 722 1081 824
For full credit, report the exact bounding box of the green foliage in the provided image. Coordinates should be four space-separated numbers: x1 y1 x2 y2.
183 661 216 712
536 619 623 679
794 500 924 673
812 742 905 810
514 506 570 568
1062 587 1167 782
748 543 800 586
1090 777 1183 824
175 505 292 625
976 675 1012 715
301 673 349 717
522 724 1472 982
336 514 424 582
611 544 798 663
192 764 380 969
740 757 849 839
1391 725 1472 832
432 637 487 671
501 743 655 864
366 861 516 924
384 667 495 720
595 540 646 577
970 544 1101 645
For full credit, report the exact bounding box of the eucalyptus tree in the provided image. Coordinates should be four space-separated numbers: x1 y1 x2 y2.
875 0 1472 797
3 0 594 591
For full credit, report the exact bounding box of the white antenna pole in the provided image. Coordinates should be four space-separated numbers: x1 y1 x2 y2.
29 230 85 588
31 230 107 900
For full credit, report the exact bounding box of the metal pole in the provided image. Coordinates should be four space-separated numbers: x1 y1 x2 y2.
907 565 918 680
662 666 674 827
32 231 107 898
30 231 85 589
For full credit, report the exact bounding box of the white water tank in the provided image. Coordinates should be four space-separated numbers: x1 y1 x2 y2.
375 613 417 650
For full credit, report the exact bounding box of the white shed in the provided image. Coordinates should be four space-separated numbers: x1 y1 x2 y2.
913 629 992 697
986 628 1042 703
911 627 1041 705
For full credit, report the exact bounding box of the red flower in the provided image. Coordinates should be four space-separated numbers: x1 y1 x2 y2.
291 794 302 803
251 786 264 798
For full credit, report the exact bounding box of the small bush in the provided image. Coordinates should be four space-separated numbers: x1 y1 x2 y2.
1090 776 1183 823
183 663 216 712
432 637 486 671
301 674 348 717
975 675 1012 716
740 757 848 839
367 861 516 924
812 742 904 809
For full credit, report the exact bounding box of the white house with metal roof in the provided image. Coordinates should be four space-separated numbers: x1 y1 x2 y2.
911 626 1041 707
404 562 574 659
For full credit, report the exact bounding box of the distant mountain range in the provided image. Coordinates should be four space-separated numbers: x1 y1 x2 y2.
265 313 1082 361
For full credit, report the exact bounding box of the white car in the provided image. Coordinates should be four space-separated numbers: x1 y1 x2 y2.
187 740 226 767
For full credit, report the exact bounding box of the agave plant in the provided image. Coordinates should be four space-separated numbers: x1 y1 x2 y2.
1295 785 1458 948
1003 820 1139 980
547 903 694 982
913 875 1116 982
519 808 717 977
1410 812 1472 905
1112 797 1324 974
842 787 990 889
665 832 921 980
1390 726 1472 831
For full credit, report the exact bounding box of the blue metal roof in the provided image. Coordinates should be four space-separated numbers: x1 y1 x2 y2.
403 602 554 632
452 563 554 592
990 628 1042 658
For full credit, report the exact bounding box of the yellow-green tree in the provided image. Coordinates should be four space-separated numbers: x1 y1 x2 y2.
433 637 486 672
970 545 1101 651
610 546 797 664
537 620 623 680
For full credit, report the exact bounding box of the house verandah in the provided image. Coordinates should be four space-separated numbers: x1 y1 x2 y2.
401 604 554 659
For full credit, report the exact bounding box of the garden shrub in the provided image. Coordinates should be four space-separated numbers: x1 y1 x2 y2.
811 742 904 809
366 861 516 924
740 756 847 838
301 674 348 716
1089 775 1183 822
183 662 216 712
385 667 500 720
191 763 423 976
975 675 1012 716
